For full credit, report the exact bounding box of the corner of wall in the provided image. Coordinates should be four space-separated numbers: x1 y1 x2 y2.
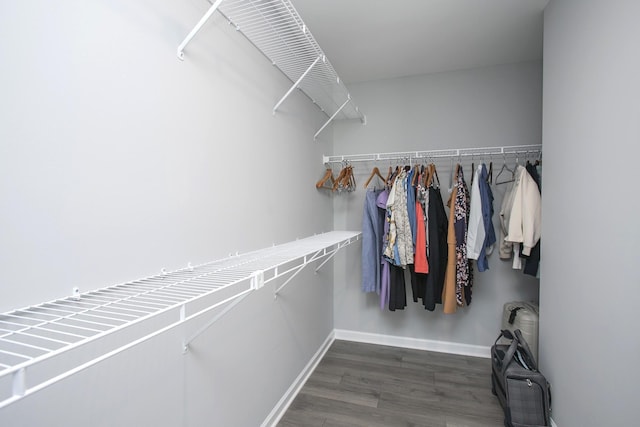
260 330 335 427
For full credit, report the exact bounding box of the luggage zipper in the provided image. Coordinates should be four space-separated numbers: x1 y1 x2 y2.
526 379 532 387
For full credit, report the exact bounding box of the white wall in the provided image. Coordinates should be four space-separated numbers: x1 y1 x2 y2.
0 1 338 425
541 1 640 426
0 0 334 313
332 62 542 348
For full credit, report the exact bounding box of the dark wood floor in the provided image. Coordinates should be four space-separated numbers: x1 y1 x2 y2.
278 339 505 427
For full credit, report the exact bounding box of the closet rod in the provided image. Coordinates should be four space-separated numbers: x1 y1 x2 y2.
323 144 542 164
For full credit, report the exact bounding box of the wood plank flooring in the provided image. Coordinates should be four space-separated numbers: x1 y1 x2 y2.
278 340 505 427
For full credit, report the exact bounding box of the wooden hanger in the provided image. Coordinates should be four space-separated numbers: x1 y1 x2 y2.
333 164 356 192
332 165 347 191
386 165 400 187
411 164 422 187
315 167 335 189
347 166 356 190
384 166 393 185
424 164 433 188
364 166 385 189
424 163 440 189
340 165 351 190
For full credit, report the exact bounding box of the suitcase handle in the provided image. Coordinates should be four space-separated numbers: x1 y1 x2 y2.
496 329 538 373
508 306 523 324
513 329 537 371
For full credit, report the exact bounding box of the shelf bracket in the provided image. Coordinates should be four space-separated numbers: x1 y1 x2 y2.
314 94 351 140
273 248 325 297
273 264 306 298
314 236 358 272
314 244 343 273
274 55 323 114
182 287 253 352
177 0 225 60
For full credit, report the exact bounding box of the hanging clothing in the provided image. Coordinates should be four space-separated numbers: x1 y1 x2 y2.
466 166 485 262
453 166 472 307
442 167 459 314
414 201 429 274
383 169 414 267
414 176 429 274
409 264 427 303
361 189 384 293
506 165 542 257
424 185 447 311
406 168 417 250
388 264 407 311
468 164 496 272
522 162 542 277
412 187 429 303
383 175 401 266
499 180 518 260
479 163 497 268
526 161 541 192
376 189 391 310
395 169 414 266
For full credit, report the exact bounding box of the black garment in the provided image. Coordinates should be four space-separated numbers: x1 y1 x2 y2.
424 187 448 311
464 259 473 306
388 264 407 311
408 264 428 303
526 162 541 192
522 162 541 277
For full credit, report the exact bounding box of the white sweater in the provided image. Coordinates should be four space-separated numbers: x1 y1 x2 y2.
505 165 542 256
466 165 485 260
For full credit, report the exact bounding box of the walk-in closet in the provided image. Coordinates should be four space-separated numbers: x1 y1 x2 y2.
0 1 638 426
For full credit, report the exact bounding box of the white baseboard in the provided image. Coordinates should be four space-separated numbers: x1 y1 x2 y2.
333 329 491 358
261 330 335 427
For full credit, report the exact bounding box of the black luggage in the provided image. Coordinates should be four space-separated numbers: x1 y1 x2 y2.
491 329 551 427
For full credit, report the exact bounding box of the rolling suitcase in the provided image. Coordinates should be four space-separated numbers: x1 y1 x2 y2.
501 301 539 363
491 329 551 427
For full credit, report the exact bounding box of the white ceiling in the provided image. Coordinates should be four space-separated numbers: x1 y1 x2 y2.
289 0 549 83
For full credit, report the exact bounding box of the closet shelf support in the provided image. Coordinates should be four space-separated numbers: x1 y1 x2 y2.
182 270 264 352
273 55 323 114
314 95 351 140
177 0 225 60
274 249 323 297
314 238 353 273
183 288 253 352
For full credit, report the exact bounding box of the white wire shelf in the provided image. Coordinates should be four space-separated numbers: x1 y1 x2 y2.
177 0 365 139
0 231 360 408
323 144 543 164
